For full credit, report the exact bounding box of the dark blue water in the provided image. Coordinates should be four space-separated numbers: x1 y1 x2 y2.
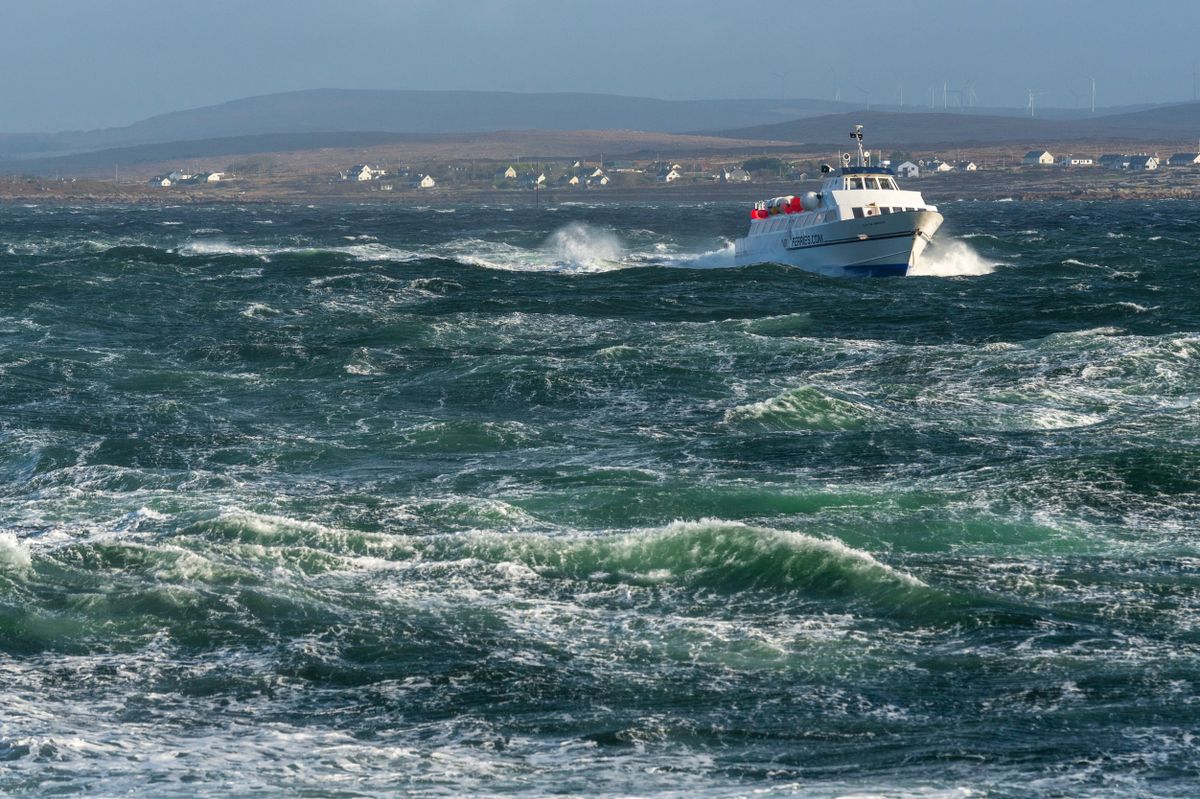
1 200 1198 797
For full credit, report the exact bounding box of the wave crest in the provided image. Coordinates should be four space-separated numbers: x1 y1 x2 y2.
449 519 926 597
724 386 875 432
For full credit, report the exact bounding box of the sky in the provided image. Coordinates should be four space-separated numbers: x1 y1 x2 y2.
2 0 1198 132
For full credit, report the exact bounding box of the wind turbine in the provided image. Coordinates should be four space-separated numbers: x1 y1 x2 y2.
961 80 978 108
827 68 842 104
1025 89 1047 118
855 85 871 110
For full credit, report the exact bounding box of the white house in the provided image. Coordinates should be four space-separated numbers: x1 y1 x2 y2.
1023 151 1054 165
1060 156 1094 167
1128 155 1159 170
957 161 978 171
929 160 954 173
657 167 682 183
722 167 751 182
151 176 173 187
587 174 610 186
503 166 518 179
1169 152 1200 166
535 172 546 185
350 164 384 181
895 161 919 178
589 168 606 178
205 172 225 182
418 174 437 188
167 170 193 182
567 175 582 186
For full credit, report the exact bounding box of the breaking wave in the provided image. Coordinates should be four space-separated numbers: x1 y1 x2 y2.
724 386 877 432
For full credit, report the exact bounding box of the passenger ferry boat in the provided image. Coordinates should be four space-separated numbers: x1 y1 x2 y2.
733 125 943 276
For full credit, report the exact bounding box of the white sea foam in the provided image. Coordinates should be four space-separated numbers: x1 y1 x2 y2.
240 302 280 318
179 239 417 262
665 242 737 269
909 239 997 277
0 532 32 571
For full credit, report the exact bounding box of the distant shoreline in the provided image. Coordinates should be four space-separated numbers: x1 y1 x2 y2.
4 168 1200 207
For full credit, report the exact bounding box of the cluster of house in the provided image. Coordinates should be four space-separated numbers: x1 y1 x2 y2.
499 160 758 187
892 159 976 178
1025 150 1200 170
888 149 1200 177
559 166 609 187
328 158 761 190
341 164 436 188
499 163 608 188
654 163 754 183
149 169 224 187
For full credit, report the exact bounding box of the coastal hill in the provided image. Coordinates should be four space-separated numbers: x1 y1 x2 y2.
4 89 1199 180
718 103 1200 147
0 90 859 161
0 88 1176 163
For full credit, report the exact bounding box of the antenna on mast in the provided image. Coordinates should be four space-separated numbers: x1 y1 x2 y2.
850 125 865 168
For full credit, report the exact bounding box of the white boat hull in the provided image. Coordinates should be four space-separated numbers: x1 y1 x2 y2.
733 210 944 277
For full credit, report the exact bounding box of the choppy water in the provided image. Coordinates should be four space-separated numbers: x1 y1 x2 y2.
1 200 1199 798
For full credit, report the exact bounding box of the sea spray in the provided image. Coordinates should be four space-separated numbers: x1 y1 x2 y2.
541 222 626 271
909 237 997 276
0 532 31 572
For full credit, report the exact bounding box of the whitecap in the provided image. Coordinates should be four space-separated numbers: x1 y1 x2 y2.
0 532 32 572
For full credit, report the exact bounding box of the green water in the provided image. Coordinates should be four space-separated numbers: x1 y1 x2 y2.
0 200 1198 797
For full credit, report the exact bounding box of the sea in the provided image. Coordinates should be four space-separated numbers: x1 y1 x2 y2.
1 199 1198 798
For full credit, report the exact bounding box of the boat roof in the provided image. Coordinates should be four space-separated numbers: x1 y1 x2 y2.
841 166 895 176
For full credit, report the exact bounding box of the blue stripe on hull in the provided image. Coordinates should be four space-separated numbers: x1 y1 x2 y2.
841 263 909 277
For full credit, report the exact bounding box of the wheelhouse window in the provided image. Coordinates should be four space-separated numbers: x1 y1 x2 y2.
849 177 864 189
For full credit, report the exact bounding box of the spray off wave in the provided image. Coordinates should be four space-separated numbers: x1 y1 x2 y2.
909 238 998 276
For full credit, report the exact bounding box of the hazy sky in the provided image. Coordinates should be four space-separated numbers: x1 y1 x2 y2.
2 0 1198 132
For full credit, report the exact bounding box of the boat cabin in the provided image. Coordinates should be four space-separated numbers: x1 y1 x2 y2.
744 126 937 232
824 166 930 220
